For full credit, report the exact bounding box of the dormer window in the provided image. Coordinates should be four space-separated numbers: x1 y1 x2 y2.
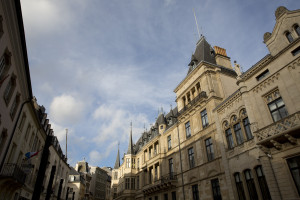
294 24 300 36
285 31 294 43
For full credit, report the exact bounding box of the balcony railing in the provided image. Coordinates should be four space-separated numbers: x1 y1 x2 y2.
256 111 300 148
0 163 27 185
178 91 207 116
143 172 177 195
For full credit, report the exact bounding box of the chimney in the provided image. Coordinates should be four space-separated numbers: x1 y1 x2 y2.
214 46 232 69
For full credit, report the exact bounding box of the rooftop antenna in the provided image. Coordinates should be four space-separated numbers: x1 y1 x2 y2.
193 8 201 39
66 129 68 159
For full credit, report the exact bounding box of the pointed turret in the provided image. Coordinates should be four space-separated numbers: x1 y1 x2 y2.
114 144 120 169
187 36 216 75
127 122 134 154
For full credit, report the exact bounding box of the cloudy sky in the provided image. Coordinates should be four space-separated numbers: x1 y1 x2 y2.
20 0 299 167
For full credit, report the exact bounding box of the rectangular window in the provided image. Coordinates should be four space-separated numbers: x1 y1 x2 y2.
167 135 172 150
137 176 139 189
192 184 199 200
126 158 130 168
205 138 214 161
144 150 147 162
225 128 234 149
25 124 31 141
132 158 135 169
201 109 209 128
18 114 26 132
155 166 158 181
287 156 300 195
164 193 168 200
10 94 20 119
137 158 139 169
185 121 191 138
211 179 222 200
131 177 135 190
255 166 271 200
234 173 246 200
188 147 195 168
244 170 258 200
125 178 130 189
169 158 174 176
291 46 300 56
172 192 176 200
4 76 16 105
268 97 288 122
256 69 269 81
234 123 244 145
149 148 152 159
0 129 8 153
243 117 253 140
0 55 6 78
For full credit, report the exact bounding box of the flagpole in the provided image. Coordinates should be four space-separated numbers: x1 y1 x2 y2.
66 129 68 159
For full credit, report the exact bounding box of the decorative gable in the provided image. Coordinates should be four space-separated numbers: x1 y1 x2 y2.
264 7 300 56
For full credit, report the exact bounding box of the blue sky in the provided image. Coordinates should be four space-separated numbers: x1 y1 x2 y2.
20 0 299 167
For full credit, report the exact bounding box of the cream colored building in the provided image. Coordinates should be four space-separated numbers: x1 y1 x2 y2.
111 6 300 200
0 1 71 199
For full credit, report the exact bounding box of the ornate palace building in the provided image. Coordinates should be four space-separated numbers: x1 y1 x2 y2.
111 6 300 200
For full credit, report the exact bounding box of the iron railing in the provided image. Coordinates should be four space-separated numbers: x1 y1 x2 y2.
0 163 27 184
178 91 207 116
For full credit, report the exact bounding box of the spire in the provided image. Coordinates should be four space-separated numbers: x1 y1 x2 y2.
114 143 120 169
127 122 134 154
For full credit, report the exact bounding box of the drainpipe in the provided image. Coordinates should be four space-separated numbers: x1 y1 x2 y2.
176 123 186 200
0 99 31 171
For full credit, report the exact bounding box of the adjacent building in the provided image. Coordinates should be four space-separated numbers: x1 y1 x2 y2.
112 6 300 200
0 1 71 199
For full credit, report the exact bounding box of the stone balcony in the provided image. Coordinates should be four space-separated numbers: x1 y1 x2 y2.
256 111 300 149
143 173 177 195
0 163 27 185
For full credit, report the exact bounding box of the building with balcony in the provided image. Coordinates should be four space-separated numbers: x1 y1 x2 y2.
111 6 300 200
0 1 71 199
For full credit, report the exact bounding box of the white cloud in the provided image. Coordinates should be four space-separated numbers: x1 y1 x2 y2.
49 94 85 125
89 141 118 166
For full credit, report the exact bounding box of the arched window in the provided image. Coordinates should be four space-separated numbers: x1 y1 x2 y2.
223 121 234 149
255 166 271 200
294 24 300 36
240 108 253 140
244 169 258 200
285 31 294 43
231 115 243 145
234 173 246 200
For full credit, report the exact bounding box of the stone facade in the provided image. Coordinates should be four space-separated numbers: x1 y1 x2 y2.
111 6 300 200
0 1 71 199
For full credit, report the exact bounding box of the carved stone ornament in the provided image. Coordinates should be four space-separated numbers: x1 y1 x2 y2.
275 6 288 19
263 32 272 43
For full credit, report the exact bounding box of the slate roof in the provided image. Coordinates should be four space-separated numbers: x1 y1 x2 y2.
187 36 216 75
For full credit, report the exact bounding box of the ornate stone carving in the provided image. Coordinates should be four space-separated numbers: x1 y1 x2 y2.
252 73 280 93
256 111 300 142
263 32 272 43
275 6 288 19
